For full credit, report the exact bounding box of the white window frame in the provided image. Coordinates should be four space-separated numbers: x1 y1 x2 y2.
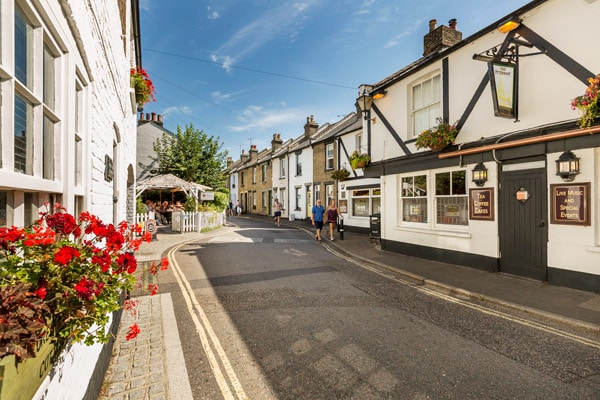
326 143 334 170
400 175 428 224
296 153 302 176
280 158 286 178
434 170 468 226
252 166 257 184
411 73 441 138
350 188 380 217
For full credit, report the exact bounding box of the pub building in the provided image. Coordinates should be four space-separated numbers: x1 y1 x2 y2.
351 0 600 292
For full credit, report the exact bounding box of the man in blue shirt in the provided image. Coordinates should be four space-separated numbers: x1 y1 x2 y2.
311 199 325 242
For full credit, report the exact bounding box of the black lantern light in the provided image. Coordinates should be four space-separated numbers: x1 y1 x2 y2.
555 150 580 182
472 162 488 187
356 93 373 120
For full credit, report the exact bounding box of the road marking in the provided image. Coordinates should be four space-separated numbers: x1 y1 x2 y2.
283 248 308 257
168 242 249 400
325 246 600 350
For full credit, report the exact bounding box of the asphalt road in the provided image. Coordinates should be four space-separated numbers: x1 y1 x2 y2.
159 218 600 400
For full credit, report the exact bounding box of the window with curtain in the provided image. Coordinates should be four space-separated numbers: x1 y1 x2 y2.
411 74 441 137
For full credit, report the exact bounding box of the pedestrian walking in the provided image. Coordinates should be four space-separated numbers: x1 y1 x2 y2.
326 199 339 241
311 199 325 242
236 200 242 216
273 198 283 226
228 201 234 217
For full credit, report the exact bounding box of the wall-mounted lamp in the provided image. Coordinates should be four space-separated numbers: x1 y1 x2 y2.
472 162 488 187
555 150 580 182
498 16 521 33
356 93 373 120
371 90 387 100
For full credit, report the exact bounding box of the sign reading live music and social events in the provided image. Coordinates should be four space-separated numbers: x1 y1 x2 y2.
469 188 494 221
550 183 590 225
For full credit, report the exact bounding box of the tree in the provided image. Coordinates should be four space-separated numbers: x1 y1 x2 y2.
153 124 227 189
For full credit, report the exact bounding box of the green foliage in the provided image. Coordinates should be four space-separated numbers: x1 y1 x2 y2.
184 196 197 212
350 151 370 170
211 191 228 212
153 124 228 189
415 118 459 151
136 196 146 214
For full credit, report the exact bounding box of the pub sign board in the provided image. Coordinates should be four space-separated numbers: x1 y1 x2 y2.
550 183 590 226
469 188 494 221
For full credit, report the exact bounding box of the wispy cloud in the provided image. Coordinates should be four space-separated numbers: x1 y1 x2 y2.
139 0 152 11
210 1 318 72
163 105 193 116
207 6 220 20
227 105 306 133
384 17 427 48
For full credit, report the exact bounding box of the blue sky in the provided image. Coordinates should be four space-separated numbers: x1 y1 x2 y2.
139 0 531 157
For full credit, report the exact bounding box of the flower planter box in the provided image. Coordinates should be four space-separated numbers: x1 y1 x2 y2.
0 338 61 400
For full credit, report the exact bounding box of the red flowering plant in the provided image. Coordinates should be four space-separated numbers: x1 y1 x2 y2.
130 66 156 108
571 74 600 128
0 204 168 361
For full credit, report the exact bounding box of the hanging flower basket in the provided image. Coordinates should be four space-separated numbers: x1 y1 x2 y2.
571 74 600 128
130 67 156 108
415 118 459 151
331 168 350 180
350 151 370 170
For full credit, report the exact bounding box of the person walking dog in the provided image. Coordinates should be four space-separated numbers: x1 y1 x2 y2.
311 199 325 242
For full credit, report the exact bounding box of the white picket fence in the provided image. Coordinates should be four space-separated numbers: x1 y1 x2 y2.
135 210 226 234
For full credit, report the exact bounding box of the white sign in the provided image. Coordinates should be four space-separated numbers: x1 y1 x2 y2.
200 192 215 201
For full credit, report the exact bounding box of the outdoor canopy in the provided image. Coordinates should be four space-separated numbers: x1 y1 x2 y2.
136 173 212 204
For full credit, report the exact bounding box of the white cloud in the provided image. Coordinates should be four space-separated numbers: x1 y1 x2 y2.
211 1 319 71
227 105 305 133
207 6 220 20
139 0 152 11
384 17 427 48
163 105 193 116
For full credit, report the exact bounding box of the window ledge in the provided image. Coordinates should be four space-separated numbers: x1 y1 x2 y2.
395 225 471 239
586 246 600 253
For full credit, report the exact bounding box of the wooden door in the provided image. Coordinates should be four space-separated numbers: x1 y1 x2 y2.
499 168 548 280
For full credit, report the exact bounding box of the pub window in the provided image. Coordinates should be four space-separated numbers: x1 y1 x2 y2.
350 188 380 217
411 73 441 138
435 170 468 226
401 175 427 223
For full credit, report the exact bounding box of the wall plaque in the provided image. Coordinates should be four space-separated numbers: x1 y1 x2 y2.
469 188 494 221
550 183 590 225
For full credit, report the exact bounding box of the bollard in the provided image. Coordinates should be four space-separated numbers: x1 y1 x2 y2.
338 217 344 240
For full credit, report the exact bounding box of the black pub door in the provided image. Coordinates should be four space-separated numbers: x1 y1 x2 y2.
499 168 548 280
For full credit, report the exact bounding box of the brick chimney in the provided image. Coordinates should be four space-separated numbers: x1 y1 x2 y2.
271 133 283 151
227 156 233 168
249 145 258 161
240 149 249 163
423 18 462 56
304 115 318 138
139 112 163 126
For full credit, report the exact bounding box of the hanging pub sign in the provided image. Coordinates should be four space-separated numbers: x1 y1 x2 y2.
469 188 494 221
488 61 517 119
550 183 590 225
